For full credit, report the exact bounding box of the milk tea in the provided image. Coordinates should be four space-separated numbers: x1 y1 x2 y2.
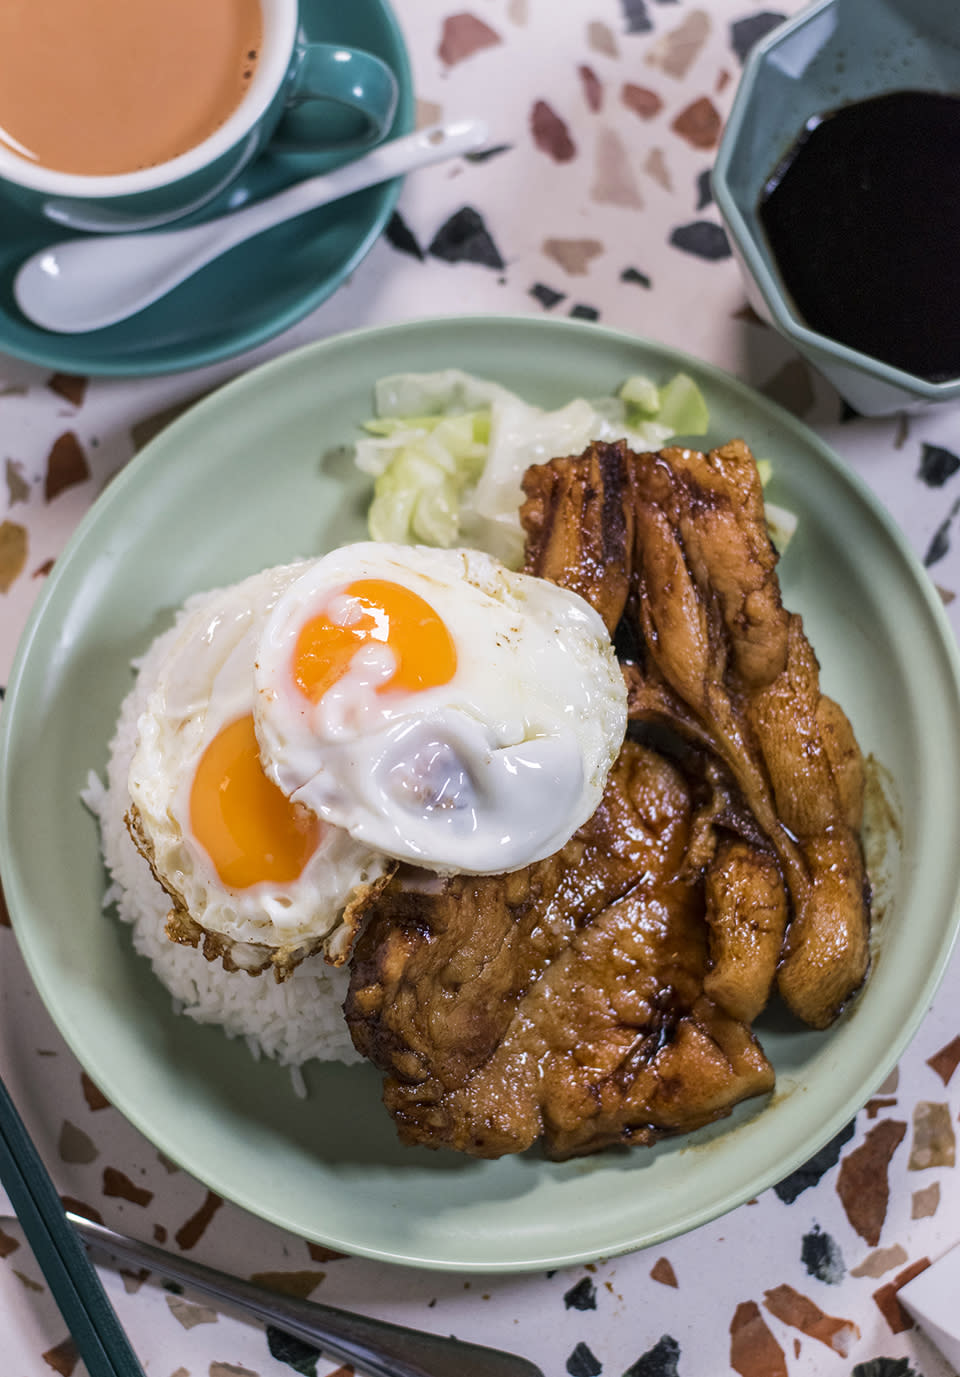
0 0 263 176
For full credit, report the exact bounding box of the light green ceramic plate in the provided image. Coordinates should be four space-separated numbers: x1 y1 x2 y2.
2 316 959 1272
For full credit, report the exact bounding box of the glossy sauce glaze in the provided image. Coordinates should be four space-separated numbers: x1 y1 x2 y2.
758 91 960 383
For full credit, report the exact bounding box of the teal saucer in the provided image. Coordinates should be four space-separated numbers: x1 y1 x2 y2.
0 0 413 377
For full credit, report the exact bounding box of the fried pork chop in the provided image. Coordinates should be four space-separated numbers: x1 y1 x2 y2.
521 438 869 1030
347 739 776 1159
345 438 870 1159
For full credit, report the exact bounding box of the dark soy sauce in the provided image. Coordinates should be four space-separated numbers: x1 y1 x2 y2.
758 90 960 382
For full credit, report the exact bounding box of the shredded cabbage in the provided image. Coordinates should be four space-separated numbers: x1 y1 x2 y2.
356 368 710 567
355 368 793 562
762 500 798 555
754 459 797 554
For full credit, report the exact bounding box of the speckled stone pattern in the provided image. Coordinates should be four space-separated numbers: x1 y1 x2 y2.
1 1 959 1374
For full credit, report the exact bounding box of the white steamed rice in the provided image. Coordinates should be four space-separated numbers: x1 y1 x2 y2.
80 605 363 1077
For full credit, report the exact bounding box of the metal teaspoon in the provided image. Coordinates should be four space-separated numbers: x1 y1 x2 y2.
61 1210 545 1377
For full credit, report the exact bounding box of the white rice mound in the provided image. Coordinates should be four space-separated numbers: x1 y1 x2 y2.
81 601 363 1076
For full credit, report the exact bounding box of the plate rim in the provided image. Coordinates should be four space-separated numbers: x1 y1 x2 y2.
3 312 960 1271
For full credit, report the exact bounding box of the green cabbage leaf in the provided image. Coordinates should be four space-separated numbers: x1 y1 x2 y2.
356 368 711 567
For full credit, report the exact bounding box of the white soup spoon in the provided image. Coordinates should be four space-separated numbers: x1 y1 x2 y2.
15 120 489 334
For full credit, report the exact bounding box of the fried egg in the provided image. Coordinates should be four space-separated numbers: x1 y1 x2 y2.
127 563 391 968
253 542 627 874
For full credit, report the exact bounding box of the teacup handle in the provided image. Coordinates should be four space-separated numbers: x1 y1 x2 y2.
276 41 399 150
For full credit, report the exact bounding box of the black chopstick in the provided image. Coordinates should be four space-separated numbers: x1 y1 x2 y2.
0 1073 145 1377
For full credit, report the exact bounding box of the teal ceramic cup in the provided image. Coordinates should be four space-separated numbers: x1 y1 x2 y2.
713 0 960 415
0 0 399 233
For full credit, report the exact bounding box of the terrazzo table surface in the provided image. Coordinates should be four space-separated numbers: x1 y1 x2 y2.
2 2 960 1374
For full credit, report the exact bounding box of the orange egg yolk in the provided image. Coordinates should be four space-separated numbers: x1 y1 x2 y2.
189 713 322 889
292 578 457 704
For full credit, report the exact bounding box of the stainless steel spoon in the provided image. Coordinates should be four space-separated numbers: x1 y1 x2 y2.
14 120 488 334
58 1211 544 1377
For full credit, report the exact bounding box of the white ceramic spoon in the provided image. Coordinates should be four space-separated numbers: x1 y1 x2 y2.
15 120 489 334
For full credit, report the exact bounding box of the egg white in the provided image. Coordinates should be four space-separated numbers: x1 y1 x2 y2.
127 562 391 966
253 542 628 874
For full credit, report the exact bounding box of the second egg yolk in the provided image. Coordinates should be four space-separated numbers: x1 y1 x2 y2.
292 579 457 704
190 714 322 889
